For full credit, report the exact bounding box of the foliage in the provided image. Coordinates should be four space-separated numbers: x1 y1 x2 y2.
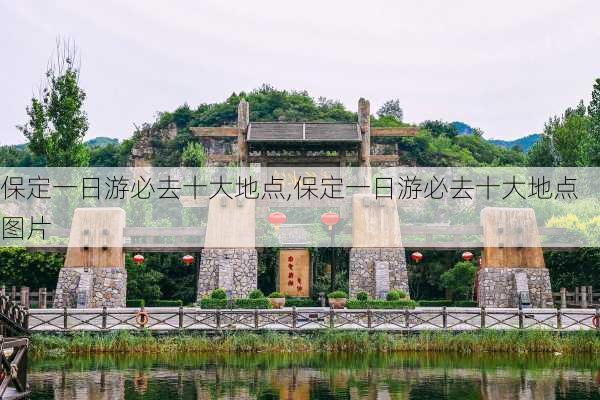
126 262 163 303
327 290 347 299
283 297 320 307
210 288 228 299
181 142 207 167
346 300 417 309
587 78 600 166
18 41 89 167
233 298 272 309
440 261 477 301
418 300 453 307
248 289 265 299
377 99 403 122
386 290 406 301
268 291 284 298
453 300 478 307
199 298 271 309
356 291 368 301
0 248 63 289
126 299 145 308
148 299 183 307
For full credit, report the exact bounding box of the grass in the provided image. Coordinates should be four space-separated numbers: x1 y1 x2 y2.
29 330 600 358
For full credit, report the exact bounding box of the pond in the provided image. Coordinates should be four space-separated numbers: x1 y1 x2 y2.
28 352 600 399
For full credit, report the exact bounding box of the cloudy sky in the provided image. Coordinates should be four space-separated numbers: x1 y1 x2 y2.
1 1 599 144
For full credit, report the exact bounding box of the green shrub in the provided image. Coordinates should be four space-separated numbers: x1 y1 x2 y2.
284 297 320 307
126 299 145 308
268 291 284 298
248 289 265 299
234 298 272 309
346 300 417 309
210 288 227 300
386 290 406 301
148 300 183 307
328 290 347 299
418 300 452 307
200 298 228 309
356 291 368 301
454 300 478 307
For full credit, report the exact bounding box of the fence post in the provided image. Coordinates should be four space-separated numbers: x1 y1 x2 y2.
11 286 16 301
560 288 567 309
178 306 184 330
581 286 588 309
20 287 29 309
292 306 297 330
254 309 259 329
39 288 47 309
557 307 562 330
442 306 447 329
518 304 524 329
63 307 68 330
329 308 334 329
101 306 107 330
367 308 372 329
216 310 221 330
404 308 410 329
575 287 580 307
481 307 486 329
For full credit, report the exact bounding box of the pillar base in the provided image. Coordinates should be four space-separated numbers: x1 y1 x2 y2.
53 267 127 308
196 248 257 300
349 248 409 299
477 267 553 308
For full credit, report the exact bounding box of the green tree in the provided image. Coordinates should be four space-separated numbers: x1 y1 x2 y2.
440 261 477 300
377 99 403 122
181 142 207 167
587 78 600 166
18 40 89 166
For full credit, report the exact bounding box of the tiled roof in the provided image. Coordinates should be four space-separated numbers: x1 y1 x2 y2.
247 122 361 142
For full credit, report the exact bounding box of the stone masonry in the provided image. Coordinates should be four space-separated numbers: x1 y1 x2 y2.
349 248 409 299
196 248 257 300
478 267 553 308
53 267 127 308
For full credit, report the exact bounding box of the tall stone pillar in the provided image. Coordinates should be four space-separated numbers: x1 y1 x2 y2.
348 194 409 298
53 208 127 308
358 98 371 167
477 207 553 308
196 196 257 300
237 99 249 166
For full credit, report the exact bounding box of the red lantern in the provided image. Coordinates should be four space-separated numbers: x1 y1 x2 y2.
410 251 423 263
462 251 474 262
133 254 144 265
320 212 340 231
182 255 194 265
268 212 287 231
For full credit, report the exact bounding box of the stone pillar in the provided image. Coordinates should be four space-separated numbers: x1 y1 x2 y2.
560 287 566 308
53 208 127 308
477 207 553 308
358 98 370 167
237 99 249 165
196 195 257 300
348 194 409 298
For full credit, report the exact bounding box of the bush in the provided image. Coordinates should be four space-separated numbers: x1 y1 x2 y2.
356 291 368 301
210 288 227 300
440 261 477 300
346 300 417 309
284 297 320 307
148 300 183 307
234 298 272 309
454 300 478 307
199 298 228 309
418 300 452 307
126 299 145 308
268 291 284 298
328 290 347 299
386 290 406 301
248 289 265 299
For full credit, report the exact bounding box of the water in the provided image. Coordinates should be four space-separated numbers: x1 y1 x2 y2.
28 353 600 399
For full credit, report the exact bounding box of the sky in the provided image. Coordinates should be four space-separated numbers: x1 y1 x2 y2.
1 0 600 145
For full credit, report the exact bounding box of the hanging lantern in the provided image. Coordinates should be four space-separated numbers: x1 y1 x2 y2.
267 212 287 231
320 212 340 231
410 251 423 263
133 254 144 265
182 255 194 265
462 251 474 262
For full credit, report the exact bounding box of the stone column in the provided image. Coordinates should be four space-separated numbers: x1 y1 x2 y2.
358 98 370 167
53 208 127 308
237 99 249 166
477 207 553 308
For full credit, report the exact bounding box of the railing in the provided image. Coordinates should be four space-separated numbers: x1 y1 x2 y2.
0 286 54 310
0 296 28 337
0 336 29 400
27 307 600 332
553 286 600 308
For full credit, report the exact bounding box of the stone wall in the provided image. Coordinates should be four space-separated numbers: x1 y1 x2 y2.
196 248 257 300
53 267 127 308
477 267 553 308
349 248 409 298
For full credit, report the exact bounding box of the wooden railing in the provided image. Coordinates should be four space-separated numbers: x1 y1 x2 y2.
0 296 28 337
0 286 54 310
553 286 600 308
0 336 29 400
27 307 600 332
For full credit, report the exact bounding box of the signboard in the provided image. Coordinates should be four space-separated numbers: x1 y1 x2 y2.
279 249 310 297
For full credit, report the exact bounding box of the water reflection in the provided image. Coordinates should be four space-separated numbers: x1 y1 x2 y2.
28 353 600 399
